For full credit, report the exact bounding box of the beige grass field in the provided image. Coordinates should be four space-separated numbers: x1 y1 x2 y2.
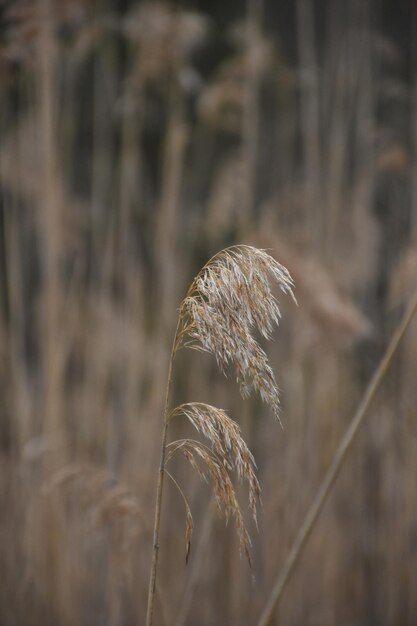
1 1 417 625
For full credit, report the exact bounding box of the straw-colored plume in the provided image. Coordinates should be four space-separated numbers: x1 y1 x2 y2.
162 246 295 566
176 245 296 419
167 438 252 564
169 403 260 521
146 245 295 624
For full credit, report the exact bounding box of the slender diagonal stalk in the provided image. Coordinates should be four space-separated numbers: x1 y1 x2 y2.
146 320 180 626
256 290 417 626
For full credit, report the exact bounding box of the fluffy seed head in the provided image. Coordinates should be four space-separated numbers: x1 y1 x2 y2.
169 403 261 522
167 438 252 564
176 245 296 418
167 246 296 565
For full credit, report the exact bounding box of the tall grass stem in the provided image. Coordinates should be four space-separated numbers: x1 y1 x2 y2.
146 319 180 626
256 290 417 626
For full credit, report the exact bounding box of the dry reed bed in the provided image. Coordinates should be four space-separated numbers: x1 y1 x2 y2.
0 1 416 625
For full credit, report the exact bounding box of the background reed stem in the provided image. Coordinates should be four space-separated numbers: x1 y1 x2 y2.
256 290 417 626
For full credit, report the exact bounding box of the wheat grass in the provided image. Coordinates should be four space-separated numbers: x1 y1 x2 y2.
145 245 295 626
176 246 296 418
168 403 260 521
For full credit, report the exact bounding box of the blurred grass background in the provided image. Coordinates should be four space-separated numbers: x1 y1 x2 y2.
0 0 417 624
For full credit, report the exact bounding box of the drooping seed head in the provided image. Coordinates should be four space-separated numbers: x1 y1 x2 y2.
167 438 252 564
176 246 296 419
169 403 261 522
168 246 296 565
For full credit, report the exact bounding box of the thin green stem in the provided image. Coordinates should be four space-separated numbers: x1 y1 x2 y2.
256 290 417 626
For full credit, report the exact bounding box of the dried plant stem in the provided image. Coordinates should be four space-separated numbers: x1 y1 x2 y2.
242 0 263 221
146 420 168 626
257 290 417 626
146 245 294 625
146 321 180 626
296 0 321 245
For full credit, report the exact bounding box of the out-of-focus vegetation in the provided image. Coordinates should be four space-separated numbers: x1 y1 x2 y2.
0 0 416 624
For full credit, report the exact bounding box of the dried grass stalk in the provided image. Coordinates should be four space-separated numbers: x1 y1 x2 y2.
146 245 295 626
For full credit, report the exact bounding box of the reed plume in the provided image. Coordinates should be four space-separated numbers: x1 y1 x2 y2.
146 245 295 626
176 245 296 417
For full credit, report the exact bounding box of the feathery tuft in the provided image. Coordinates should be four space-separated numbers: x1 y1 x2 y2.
176 245 296 418
169 402 260 522
167 438 252 564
